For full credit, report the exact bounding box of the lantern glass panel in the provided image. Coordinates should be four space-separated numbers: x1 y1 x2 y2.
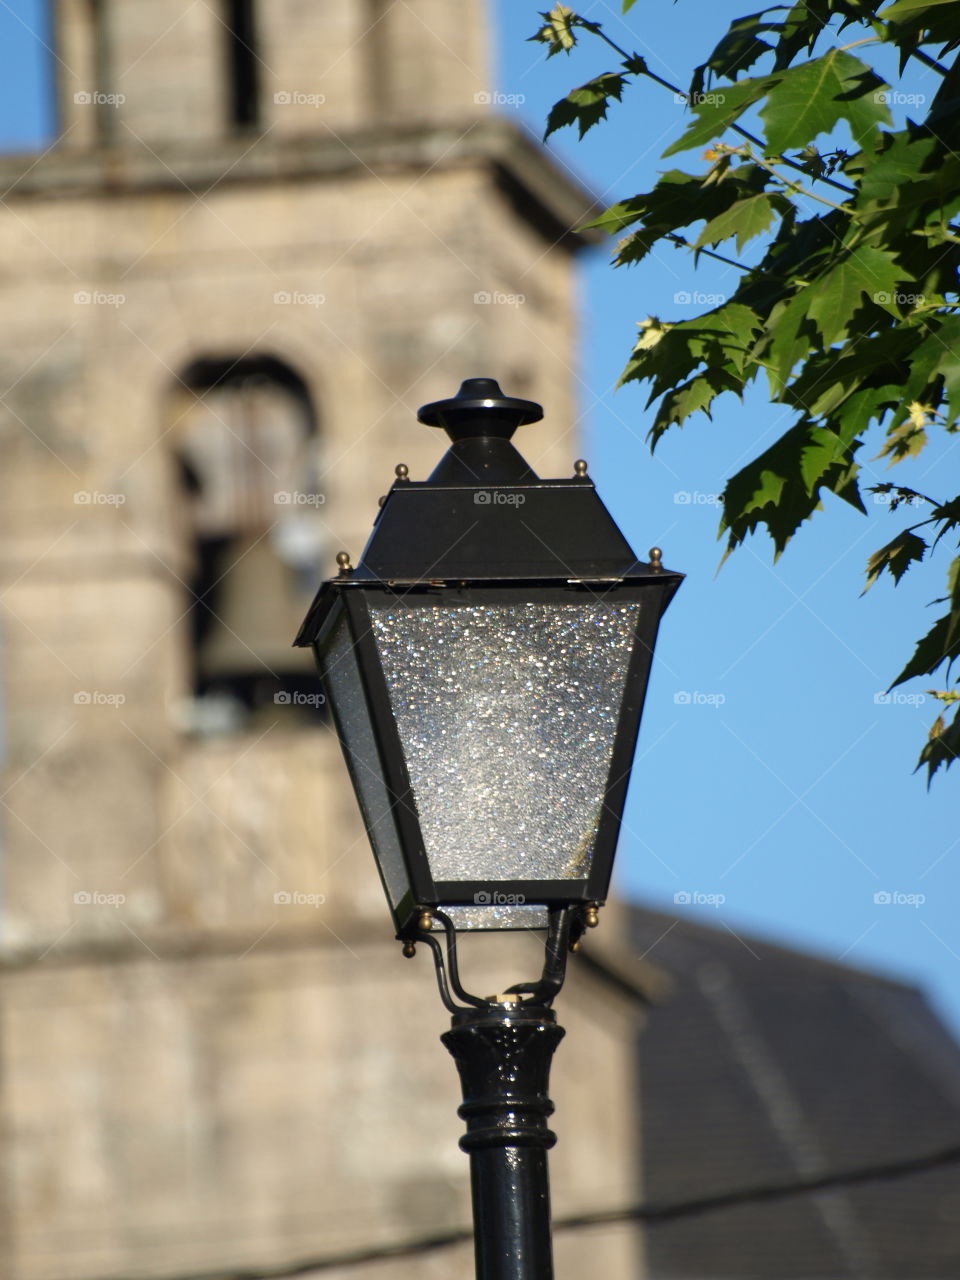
367 598 642 886
321 612 409 912
442 904 551 930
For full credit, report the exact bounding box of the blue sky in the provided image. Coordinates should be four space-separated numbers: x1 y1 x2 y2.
1 1 957 1036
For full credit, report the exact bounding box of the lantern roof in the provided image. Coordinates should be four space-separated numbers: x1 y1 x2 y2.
294 378 682 648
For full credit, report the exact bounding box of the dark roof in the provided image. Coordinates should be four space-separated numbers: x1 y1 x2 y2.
627 903 960 1279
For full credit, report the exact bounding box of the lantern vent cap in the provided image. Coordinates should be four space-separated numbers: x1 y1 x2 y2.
418 378 543 441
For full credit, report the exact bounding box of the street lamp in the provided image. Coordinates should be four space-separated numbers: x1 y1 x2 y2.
295 378 681 1278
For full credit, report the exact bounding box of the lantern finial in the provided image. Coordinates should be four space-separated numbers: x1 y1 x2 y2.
417 377 542 442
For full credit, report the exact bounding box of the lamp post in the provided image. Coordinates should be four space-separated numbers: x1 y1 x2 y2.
295 378 681 1278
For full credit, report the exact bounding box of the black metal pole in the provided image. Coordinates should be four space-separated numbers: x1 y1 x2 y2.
442 1001 565 1279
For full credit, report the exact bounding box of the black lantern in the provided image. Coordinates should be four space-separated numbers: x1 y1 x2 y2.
295 379 682 1279
295 379 681 941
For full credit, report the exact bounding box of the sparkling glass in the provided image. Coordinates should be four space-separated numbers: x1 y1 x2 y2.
369 600 641 885
443 904 550 931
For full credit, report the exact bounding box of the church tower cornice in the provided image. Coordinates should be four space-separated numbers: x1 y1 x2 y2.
0 115 602 251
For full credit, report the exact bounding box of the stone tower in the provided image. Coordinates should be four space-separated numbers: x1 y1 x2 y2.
0 3 646 1277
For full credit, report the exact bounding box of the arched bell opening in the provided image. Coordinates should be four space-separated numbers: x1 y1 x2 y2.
169 353 328 734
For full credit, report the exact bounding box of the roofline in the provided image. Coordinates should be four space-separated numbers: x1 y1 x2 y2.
625 898 926 994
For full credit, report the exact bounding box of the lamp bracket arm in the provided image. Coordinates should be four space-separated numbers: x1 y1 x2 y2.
418 906 579 1013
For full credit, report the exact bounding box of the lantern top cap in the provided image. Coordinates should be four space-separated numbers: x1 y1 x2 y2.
417 377 543 441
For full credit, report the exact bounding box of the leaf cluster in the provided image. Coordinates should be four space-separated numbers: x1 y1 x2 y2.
533 1 960 778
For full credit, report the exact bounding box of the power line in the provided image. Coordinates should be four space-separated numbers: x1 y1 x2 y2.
110 1139 960 1280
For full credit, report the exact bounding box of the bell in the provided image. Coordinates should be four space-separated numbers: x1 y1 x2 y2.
199 534 314 681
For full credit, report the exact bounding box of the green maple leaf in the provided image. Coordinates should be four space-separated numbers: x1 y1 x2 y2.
764 291 816 392
530 6 579 57
679 302 762 373
693 13 777 95
879 0 960 32
721 417 865 557
830 383 903 436
664 76 777 156
545 72 627 139
854 132 937 210
916 706 960 784
865 530 927 589
805 245 903 348
621 302 761 396
878 418 929 462
694 193 780 254
799 423 861 493
649 366 742 445
893 610 960 686
583 195 649 235
761 50 891 154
